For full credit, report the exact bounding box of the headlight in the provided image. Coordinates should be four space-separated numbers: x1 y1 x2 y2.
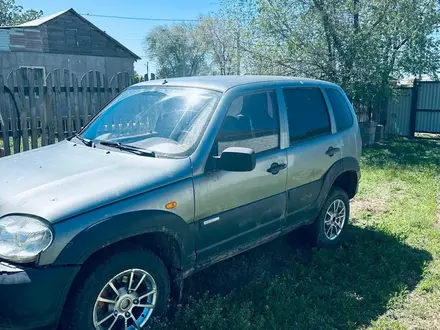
0 215 53 263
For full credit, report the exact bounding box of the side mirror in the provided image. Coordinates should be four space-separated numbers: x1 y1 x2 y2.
217 147 256 172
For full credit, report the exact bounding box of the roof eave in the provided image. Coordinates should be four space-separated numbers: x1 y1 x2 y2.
69 9 141 60
1 8 141 60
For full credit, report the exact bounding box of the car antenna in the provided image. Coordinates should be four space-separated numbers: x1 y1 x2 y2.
162 79 168 85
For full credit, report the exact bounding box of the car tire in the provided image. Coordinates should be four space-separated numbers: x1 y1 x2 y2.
63 247 170 330
309 187 350 248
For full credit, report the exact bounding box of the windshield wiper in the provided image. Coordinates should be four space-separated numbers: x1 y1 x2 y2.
99 140 156 157
70 134 93 147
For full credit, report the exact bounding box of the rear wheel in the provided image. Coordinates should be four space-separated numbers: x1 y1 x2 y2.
309 188 350 247
64 248 170 330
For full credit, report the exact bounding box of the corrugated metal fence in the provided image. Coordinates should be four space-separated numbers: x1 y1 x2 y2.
415 82 440 134
386 80 440 137
0 30 10 52
387 88 412 137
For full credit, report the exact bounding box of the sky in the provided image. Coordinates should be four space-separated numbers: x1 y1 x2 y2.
17 0 220 75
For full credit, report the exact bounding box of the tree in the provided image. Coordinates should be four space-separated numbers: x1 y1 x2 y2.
133 71 145 83
144 23 208 78
0 0 42 26
229 0 440 122
199 14 238 75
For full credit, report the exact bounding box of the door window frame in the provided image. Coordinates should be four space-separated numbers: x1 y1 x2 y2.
213 88 283 156
280 86 337 146
322 87 355 133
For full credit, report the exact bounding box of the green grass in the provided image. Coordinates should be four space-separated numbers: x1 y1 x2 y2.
2 136 439 329
149 138 440 330
0 136 48 155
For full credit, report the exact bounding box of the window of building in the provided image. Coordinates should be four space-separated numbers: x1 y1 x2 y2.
66 29 78 47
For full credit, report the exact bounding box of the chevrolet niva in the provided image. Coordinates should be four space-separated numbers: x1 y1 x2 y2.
0 76 361 330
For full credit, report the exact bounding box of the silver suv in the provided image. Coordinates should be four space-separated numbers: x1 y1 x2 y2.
0 76 361 330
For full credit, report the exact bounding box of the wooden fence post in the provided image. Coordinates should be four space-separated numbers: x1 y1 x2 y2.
64 69 73 137
16 69 30 151
0 74 11 156
88 71 96 117
28 69 38 149
95 71 102 110
38 71 47 146
46 72 55 145
110 74 117 98
7 71 20 154
53 69 64 142
103 73 110 105
81 74 88 129
72 73 80 133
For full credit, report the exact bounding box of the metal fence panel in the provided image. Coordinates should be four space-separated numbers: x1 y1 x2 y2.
417 82 440 110
415 82 440 134
416 111 440 133
387 88 412 137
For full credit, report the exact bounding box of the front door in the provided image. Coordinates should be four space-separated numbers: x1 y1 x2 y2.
194 90 288 267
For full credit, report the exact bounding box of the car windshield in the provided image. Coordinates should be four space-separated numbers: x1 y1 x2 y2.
80 86 221 157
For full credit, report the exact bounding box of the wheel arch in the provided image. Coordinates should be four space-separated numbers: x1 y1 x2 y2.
336 157 360 199
332 170 359 199
317 157 360 211
53 210 195 269
55 210 195 308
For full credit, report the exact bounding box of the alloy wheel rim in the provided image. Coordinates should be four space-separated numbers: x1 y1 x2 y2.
324 199 346 240
93 268 158 330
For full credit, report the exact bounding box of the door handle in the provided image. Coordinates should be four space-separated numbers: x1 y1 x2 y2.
326 146 340 157
267 162 287 175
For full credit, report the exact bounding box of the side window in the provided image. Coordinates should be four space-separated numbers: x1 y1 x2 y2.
325 88 354 131
216 91 280 154
283 88 331 144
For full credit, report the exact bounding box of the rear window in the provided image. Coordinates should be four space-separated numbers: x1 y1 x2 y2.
325 88 354 131
283 88 331 144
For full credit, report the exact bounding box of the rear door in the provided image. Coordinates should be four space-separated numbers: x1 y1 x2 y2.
324 87 361 160
281 87 342 226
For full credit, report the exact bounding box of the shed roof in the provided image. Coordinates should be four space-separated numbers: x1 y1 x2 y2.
0 8 141 60
15 9 72 27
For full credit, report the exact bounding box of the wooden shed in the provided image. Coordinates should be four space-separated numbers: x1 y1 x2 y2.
0 8 140 79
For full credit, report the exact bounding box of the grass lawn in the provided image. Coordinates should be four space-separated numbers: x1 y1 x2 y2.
151 138 440 330
0 136 47 155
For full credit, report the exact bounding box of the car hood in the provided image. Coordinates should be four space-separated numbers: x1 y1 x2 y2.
0 141 192 223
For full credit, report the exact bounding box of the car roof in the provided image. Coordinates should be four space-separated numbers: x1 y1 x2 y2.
133 75 339 92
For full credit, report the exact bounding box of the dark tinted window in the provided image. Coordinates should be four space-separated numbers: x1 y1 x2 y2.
283 88 331 144
326 88 353 131
217 91 279 154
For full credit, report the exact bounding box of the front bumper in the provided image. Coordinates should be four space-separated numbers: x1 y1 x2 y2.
0 261 80 330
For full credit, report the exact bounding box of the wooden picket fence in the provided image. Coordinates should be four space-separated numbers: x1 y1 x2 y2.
0 68 135 156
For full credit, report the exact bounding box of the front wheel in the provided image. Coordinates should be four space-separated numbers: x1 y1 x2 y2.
64 248 170 330
309 188 350 247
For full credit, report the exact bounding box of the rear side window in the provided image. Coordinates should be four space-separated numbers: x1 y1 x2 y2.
283 88 331 144
326 88 354 131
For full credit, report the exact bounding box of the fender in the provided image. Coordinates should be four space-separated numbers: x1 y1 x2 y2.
342 156 361 178
291 157 359 224
52 210 196 272
317 156 360 210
